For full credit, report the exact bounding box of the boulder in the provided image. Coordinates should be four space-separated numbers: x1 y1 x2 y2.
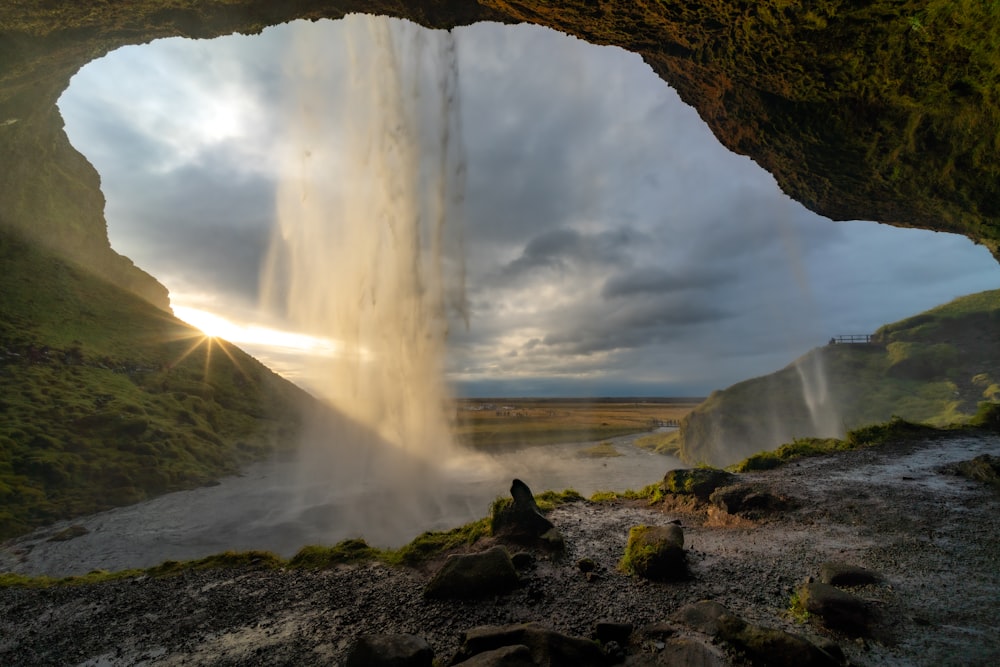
709 483 794 517
624 638 726 667
424 546 519 599
450 624 605 667
797 582 876 636
620 524 687 581
716 614 840 667
451 644 534 667
344 633 434 667
491 479 565 549
663 469 737 501
594 621 633 645
818 561 883 587
670 600 731 636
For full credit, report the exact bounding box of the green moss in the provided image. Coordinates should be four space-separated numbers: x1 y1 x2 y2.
288 539 380 568
732 417 940 472
619 524 686 580
534 488 584 511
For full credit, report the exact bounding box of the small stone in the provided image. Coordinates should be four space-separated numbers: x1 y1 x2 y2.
576 557 597 573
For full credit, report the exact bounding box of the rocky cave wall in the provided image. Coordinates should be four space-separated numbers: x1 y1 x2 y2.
1 0 998 309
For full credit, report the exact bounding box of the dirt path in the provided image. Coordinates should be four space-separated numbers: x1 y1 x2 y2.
1 433 998 666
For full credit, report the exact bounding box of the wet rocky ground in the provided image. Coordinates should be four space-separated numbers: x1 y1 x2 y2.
1 432 998 666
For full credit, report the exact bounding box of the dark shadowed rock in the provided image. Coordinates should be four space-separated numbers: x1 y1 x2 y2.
620 524 687 581
594 621 633 645
451 644 534 667
716 614 840 667
709 483 795 517
510 551 535 570
663 469 737 501
818 561 883 587
344 633 433 667
670 600 731 636
798 582 876 636
491 479 565 550
449 624 605 667
424 546 518 599
623 637 725 666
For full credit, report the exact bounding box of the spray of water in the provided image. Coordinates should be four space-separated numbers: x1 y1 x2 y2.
259 16 478 545
793 350 843 439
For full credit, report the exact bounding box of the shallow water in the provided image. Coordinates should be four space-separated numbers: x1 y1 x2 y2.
0 431 682 576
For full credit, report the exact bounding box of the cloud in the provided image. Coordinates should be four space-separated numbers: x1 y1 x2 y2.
55 18 1000 399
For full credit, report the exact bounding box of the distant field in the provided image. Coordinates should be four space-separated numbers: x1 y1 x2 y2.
453 398 702 450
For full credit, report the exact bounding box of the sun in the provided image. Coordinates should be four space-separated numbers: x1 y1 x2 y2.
173 306 240 340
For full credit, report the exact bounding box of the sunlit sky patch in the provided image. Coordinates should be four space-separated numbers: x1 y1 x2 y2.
58 18 999 397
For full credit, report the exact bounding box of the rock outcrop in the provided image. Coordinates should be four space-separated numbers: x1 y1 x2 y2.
2 0 999 312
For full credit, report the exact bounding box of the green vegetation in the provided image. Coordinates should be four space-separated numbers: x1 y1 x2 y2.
0 231 313 538
577 441 623 458
787 589 812 624
635 429 681 455
732 417 941 472
454 399 699 450
590 482 665 505
678 290 1000 467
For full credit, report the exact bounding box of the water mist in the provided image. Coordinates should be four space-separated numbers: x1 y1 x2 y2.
260 16 479 546
794 350 843 439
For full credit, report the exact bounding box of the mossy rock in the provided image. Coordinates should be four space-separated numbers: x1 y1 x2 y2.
663 468 737 501
717 613 840 667
619 524 687 581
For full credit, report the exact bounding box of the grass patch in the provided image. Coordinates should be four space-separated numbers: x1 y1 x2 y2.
0 231 315 539
732 417 940 472
635 430 681 455
590 482 665 505
454 398 700 450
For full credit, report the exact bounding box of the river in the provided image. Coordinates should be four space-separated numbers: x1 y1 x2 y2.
1 430 683 576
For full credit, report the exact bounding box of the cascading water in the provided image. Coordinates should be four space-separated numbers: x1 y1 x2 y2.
794 350 843 439
259 16 476 544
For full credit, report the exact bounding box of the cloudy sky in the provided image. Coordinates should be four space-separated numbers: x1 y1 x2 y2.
58 17 999 398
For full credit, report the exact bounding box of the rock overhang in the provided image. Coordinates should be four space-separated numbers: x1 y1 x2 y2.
1 0 998 301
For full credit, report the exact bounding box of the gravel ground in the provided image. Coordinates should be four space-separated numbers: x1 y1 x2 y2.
1 433 998 666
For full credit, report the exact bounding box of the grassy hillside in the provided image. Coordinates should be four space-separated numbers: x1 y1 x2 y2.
0 230 313 539
677 289 1000 467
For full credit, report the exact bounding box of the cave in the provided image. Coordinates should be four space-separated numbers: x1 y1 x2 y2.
2 0 999 312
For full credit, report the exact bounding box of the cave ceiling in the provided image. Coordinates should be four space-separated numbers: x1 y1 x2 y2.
1 0 998 292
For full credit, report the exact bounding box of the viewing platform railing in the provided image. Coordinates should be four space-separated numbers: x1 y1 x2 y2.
830 334 874 344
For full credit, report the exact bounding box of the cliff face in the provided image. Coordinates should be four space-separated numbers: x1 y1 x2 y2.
678 290 1000 467
1 1 998 300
